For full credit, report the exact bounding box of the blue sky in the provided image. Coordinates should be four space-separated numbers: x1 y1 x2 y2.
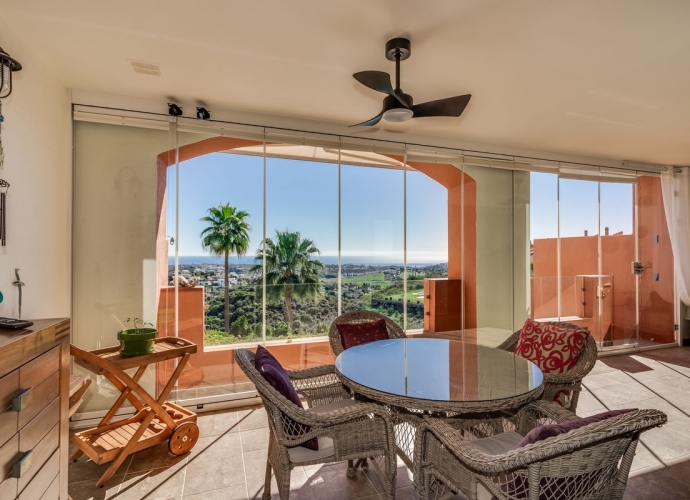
173 153 634 263
175 152 448 264
530 172 633 240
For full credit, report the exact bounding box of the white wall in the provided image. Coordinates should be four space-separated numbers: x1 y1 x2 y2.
0 19 71 319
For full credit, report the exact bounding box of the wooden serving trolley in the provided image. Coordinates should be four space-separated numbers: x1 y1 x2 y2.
70 337 199 487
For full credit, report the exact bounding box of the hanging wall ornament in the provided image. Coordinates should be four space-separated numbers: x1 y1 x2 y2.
0 179 8 246
0 101 5 169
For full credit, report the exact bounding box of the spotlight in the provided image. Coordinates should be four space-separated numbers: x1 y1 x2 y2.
168 103 183 116
196 107 210 120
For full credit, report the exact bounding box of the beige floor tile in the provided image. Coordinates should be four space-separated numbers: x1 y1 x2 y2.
184 454 246 496
116 466 186 500
238 407 269 431
197 409 240 437
190 431 243 461
127 442 189 473
241 428 270 452
69 455 132 485
68 475 124 500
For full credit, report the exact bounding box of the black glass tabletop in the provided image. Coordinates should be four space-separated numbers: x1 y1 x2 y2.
335 338 543 403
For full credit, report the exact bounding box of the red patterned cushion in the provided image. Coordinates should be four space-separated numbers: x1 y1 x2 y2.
337 319 390 350
514 319 588 374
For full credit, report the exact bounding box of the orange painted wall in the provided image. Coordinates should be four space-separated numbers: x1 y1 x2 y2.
156 286 335 395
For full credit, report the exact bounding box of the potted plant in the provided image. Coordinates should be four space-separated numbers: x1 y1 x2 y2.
117 317 158 357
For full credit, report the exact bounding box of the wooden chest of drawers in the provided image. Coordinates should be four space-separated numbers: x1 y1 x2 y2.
0 319 70 500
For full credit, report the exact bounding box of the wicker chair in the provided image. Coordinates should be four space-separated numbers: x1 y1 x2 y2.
329 310 407 356
497 322 598 413
414 400 667 500
234 348 398 500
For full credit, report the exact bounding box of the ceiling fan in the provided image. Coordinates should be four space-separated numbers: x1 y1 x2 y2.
351 37 471 127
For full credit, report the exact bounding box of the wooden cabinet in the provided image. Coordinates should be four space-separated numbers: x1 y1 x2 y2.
424 279 463 333
0 319 70 500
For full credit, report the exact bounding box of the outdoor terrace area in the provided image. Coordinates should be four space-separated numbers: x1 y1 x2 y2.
68 347 690 500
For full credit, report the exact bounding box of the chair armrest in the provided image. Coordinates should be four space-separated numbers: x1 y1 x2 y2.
274 399 393 448
285 364 337 380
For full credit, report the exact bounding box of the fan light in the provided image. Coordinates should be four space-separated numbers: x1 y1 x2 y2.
383 108 413 123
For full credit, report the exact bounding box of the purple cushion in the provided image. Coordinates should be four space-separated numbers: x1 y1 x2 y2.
518 409 635 448
255 346 318 451
493 409 637 500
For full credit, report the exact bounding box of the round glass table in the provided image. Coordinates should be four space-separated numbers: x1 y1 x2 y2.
335 338 544 415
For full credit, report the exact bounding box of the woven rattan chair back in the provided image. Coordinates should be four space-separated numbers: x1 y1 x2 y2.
416 403 667 500
328 310 407 356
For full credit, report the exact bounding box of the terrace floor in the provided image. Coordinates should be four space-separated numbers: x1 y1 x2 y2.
68 347 690 500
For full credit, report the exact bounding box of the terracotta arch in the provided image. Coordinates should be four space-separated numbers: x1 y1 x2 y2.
156 137 477 329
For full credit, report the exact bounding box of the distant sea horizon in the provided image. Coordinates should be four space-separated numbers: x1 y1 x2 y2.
170 255 445 267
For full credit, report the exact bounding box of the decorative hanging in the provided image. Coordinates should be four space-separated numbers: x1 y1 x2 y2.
0 47 22 99
0 178 8 246
0 101 5 169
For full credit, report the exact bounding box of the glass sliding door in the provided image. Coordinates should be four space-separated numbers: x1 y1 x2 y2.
636 175 676 346
600 180 636 347
265 148 338 343
558 177 601 342
168 129 266 403
340 155 404 323
530 172 559 323
463 164 517 347
72 119 175 414
404 161 449 333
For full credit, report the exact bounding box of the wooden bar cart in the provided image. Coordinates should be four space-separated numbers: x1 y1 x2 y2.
70 337 198 487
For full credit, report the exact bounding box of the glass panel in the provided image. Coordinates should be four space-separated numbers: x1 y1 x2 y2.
72 120 173 413
558 178 600 341
530 173 559 323
171 131 265 403
600 182 636 347
405 167 448 332
341 160 404 327
265 153 338 341
463 165 516 346
637 175 676 345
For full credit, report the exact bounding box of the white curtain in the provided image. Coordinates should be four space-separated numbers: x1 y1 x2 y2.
661 167 690 307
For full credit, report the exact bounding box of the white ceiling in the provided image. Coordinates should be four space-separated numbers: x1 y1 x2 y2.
2 0 690 164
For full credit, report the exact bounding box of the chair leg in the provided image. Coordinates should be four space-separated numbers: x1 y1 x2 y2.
263 461 272 500
570 389 581 413
347 459 356 478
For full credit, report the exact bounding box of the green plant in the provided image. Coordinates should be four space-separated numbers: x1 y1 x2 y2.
122 317 153 334
200 204 251 334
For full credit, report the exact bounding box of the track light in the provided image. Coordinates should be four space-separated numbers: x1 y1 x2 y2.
196 107 210 120
168 103 183 116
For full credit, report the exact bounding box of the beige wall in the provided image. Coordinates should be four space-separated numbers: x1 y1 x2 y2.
463 165 529 335
0 19 71 320
73 121 170 412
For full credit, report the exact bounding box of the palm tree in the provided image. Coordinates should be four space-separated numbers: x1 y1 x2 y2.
200 204 251 333
252 230 323 328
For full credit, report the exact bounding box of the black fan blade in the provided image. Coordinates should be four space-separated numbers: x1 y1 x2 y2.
353 71 394 95
350 112 384 127
412 94 471 118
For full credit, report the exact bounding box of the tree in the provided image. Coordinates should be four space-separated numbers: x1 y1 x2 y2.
252 230 323 327
200 204 251 333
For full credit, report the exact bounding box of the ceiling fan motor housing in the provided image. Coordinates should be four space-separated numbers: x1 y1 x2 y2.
385 37 411 61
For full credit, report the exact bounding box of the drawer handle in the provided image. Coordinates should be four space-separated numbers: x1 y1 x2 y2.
12 388 33 412
12 450 32 479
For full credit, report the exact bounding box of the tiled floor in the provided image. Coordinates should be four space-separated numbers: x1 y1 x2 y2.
69 347 690 499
